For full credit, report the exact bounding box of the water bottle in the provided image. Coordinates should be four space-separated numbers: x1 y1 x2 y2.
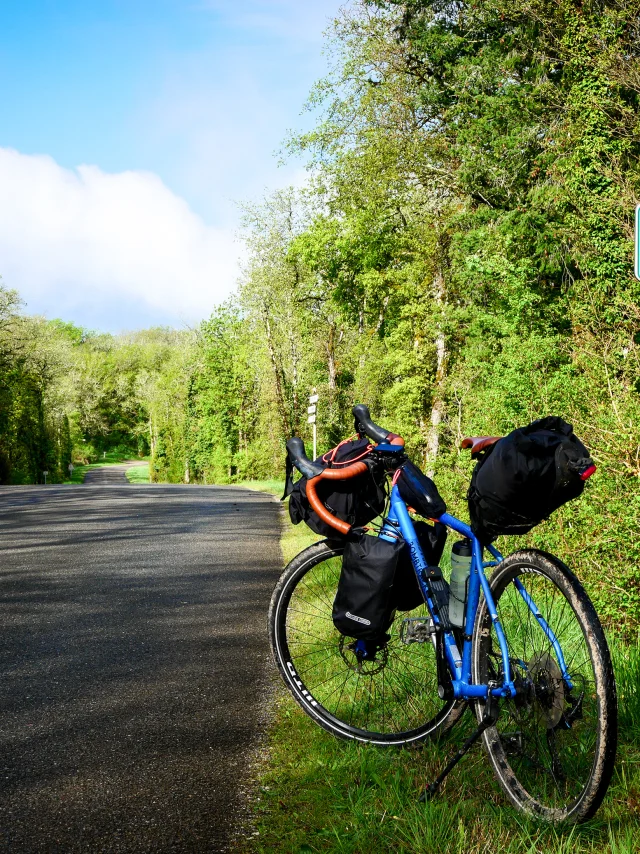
449 538 473 628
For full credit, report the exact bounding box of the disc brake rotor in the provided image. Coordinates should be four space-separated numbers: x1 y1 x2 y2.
338 635 389 675
528 652 564 728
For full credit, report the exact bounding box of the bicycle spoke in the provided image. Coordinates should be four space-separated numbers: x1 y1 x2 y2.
272 543 463 743
475 551 614 820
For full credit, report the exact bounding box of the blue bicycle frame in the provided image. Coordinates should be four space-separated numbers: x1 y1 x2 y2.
380 484 573 701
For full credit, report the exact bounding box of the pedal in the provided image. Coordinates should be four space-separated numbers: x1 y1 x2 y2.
401 617 436 645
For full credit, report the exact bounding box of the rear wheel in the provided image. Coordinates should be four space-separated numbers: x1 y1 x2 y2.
472 549 617 822
269 539 464 745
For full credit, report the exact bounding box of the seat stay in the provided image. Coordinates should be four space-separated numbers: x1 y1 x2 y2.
512 577 574 690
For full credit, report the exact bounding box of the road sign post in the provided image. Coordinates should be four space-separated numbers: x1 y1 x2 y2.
308 390 319 459
43 471 49 485
635 204 640 281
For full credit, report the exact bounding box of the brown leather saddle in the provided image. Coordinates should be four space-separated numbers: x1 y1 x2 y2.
461 436 501 458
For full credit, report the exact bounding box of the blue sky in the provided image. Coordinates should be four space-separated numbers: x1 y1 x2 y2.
0 1 344 330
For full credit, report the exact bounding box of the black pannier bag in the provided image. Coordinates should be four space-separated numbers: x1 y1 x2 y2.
333 522 447 641
467 416 595 544
332 533 404 640
284 437 387 538
396 460 447 519
392 520 448 612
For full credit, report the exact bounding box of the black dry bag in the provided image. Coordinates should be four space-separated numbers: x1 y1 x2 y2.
284 437 386 538
332 534 404 640
467 416 595 544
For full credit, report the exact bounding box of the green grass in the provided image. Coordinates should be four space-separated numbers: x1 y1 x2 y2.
238 479 286 498
126 462 150 484
237 479 321 563
246 636 640 854
234 483 640 854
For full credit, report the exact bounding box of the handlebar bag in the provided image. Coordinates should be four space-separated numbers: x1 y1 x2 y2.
333 533 404 640
285 437 387 538
467 416 594 544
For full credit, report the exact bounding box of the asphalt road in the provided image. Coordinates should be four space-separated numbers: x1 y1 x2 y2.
0 484 282 852
82 462 147 485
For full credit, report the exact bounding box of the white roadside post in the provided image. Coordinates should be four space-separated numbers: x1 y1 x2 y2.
68 463 74 479
635 204 640 281
43 471 48 485
308 391 319 460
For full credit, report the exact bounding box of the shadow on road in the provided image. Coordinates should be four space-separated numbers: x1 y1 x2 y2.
0 485 282 853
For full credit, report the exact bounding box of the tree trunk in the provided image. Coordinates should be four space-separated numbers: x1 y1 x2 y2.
290 318 300 433
374 295 390 334
327 324 337 391
148 416 157 483
262 305 289 438
425 270 447 478
357 297 367 372
149 417 155 457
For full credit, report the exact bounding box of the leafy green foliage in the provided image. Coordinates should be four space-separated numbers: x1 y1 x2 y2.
0 284 194 484
2 0 639 628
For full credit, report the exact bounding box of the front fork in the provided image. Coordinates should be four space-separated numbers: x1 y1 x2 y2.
383 487 571 700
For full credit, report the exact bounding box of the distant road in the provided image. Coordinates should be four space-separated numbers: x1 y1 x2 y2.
82 461 147 484
0 484 282 853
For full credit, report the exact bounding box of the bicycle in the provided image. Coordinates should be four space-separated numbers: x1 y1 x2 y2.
268 405 617 823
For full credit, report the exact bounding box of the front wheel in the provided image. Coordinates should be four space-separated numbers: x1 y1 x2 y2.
269 539 464 745
472 549 617 822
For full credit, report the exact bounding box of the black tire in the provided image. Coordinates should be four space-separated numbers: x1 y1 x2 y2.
269 539 464 745
472 549 617 822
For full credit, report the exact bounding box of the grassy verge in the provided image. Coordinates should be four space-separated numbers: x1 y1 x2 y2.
238 480 286 498
126 463 150 484
237 479 319 563
248 646 640 854
237 482 640 854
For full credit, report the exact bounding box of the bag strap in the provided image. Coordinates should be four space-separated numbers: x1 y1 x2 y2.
322 435 373 467
281 436 372 502
322 435 356 464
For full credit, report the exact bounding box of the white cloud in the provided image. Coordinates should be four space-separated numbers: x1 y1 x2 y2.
198 0 344 43
0 147 240 330
134 1 345 225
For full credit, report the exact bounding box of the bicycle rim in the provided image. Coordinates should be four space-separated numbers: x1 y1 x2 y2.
270 540 461 745
473 549 617 822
